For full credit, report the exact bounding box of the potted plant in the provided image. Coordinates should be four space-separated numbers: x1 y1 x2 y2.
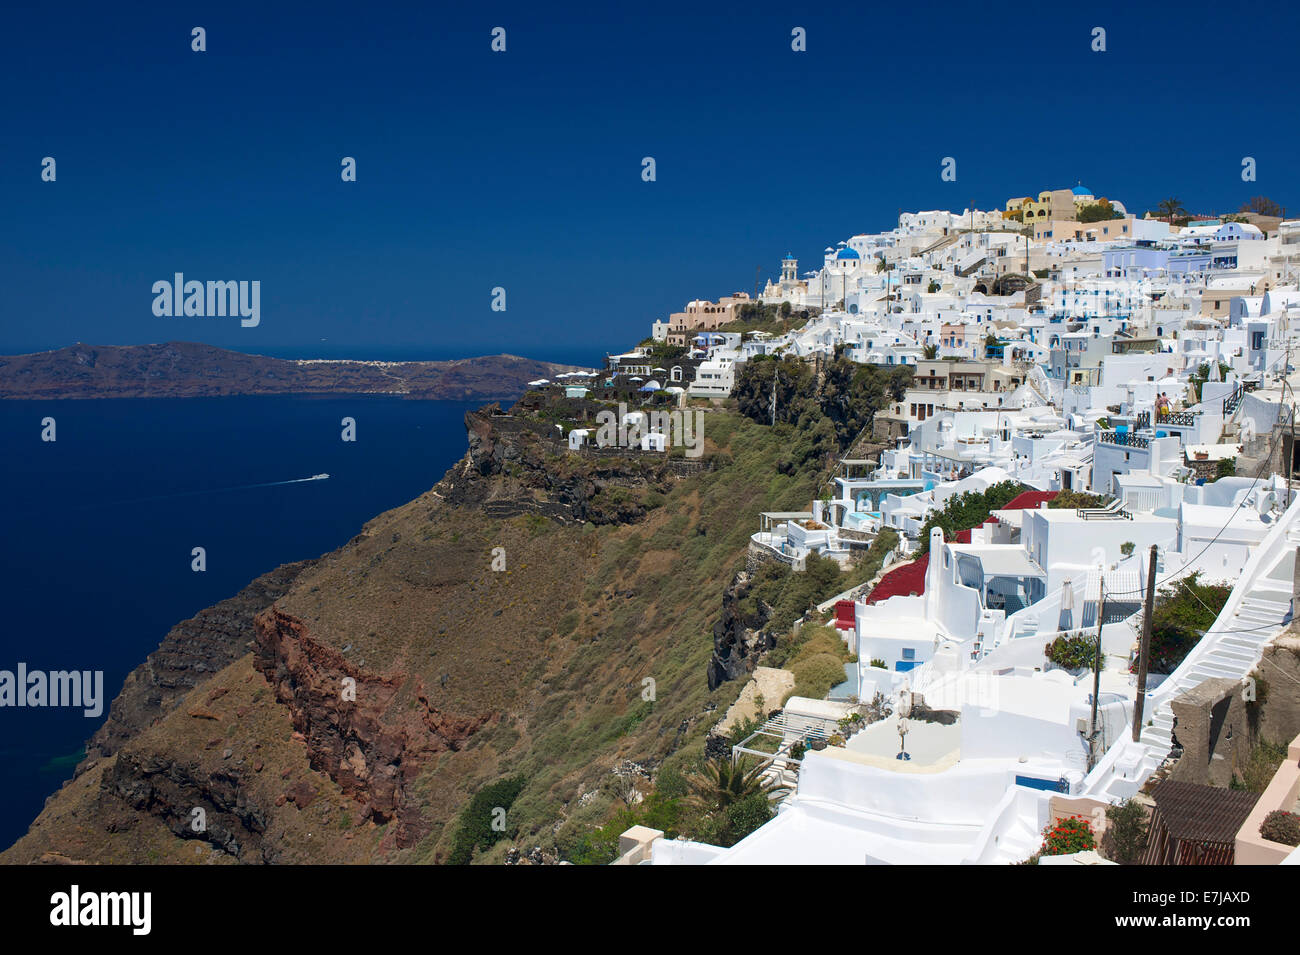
1039 816 1097 856
1260 810 1300 847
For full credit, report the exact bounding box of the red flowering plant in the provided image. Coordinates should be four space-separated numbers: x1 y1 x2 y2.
1039 815 1097 856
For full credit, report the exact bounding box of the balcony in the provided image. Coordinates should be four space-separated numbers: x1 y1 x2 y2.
1098 430 1149 449
1156 409 1198 427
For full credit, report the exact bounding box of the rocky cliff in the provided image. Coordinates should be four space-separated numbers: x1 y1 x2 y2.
3 404 818 864
707 572 776 691
447 405 689 524
84 560 314 763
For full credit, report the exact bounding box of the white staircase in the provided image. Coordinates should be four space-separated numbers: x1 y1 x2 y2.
984 812 1044 865
1088 502 1299 802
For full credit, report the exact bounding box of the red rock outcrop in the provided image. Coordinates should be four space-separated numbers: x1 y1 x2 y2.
252 606 490 846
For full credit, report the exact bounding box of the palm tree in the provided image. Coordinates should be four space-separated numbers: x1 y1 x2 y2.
1156 197 1186 223
687 757 788 813
923 343 938 360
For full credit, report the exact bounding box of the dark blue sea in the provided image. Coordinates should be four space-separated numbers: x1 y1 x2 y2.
0 396 479 850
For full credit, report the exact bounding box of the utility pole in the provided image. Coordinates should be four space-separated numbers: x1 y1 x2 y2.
1132 545 1159 742
1288 332 1295 506
1087 574 1107 772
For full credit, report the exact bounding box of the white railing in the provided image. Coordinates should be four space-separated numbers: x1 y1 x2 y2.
1082 493 1300 798
1149 493 1299 708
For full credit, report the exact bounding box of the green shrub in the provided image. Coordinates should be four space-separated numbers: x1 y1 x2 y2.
446 775 527 865
1232 738 1288 793
698 791 773 848
1103 799 1149 864
919 481 1028 550
1044 634 1097 670
1048 490 1110 510
747 554 847 635
789 653 848 700
1149 572 1230 674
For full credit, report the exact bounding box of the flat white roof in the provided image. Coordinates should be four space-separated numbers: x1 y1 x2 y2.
785 697 853 720
950 544 1045 579
707 799 980 865
1185 443 1243 461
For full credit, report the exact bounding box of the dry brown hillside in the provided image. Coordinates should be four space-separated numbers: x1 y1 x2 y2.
3 405 822 864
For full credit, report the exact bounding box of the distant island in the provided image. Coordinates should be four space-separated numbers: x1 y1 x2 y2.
0 342 591 401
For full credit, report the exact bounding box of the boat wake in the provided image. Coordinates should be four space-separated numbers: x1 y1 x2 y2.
83 473 331 509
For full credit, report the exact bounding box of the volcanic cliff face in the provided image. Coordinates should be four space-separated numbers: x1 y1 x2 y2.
252 605 490 846
448 404 691 524
84 560 315 764
3 404 817 865
707 572 777 691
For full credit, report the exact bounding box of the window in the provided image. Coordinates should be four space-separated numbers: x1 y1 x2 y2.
901 648 916 661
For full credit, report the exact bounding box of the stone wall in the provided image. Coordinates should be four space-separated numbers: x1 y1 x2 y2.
1169 636 1300 788
1170 677 1249 788
746 541 795 573
1249 634 1300 746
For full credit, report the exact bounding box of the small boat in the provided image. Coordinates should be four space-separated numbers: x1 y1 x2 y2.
311 473 330 480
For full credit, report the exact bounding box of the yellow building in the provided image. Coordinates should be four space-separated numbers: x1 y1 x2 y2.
1005 186 1101 223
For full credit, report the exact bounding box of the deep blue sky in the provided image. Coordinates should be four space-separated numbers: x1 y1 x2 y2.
2 1 1297 362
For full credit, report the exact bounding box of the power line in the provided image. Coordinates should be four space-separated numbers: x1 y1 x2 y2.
1104 412 1289 596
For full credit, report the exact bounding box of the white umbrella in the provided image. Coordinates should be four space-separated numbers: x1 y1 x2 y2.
1058 579 1075 632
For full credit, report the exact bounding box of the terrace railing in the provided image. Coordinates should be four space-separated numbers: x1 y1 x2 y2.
1097 430 1149 449
1155 409 1198 427
1222 383 1251 416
